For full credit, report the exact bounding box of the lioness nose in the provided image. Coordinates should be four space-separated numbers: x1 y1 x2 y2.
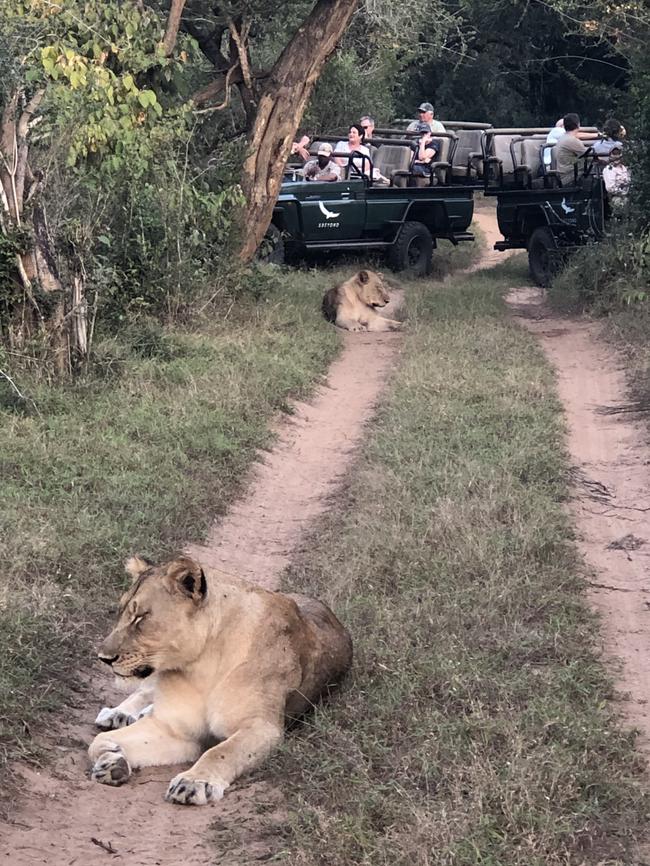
98 653 119 666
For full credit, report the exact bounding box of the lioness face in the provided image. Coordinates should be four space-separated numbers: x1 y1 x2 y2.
98 555 210 678
356 270 391 308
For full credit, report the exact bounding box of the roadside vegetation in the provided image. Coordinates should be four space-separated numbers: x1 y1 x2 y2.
273 256 648 865
0 270 339 769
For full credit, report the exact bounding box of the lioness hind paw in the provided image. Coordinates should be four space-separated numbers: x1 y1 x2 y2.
91 749 132 786
165 774 226 806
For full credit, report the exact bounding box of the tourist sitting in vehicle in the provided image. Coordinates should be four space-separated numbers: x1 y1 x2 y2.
291 133 311 162
360 115 376 141
543 118 564 168
408 123 439 185
602 147 630 213
304 143 342 182
407 102 445 134
335 124 371 176
555 113 594 185
593 117 626 159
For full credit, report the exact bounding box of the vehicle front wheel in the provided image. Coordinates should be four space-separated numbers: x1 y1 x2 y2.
388 221 433 276
528 226 560 287
256 224 285 265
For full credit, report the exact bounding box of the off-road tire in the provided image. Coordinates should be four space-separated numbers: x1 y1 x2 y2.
257 224 285 265
528 226 559 288
388 221 433 276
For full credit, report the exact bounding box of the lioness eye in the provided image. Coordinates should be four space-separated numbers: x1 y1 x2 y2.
132 614 146 627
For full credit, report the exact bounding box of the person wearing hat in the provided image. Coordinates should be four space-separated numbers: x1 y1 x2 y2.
407 102 445 134
304 142 342 182
409 122 440 183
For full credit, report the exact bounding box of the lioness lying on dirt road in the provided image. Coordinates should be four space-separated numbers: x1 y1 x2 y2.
89 554 352 806
322 269 402 332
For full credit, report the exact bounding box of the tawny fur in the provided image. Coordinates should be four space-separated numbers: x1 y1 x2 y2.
322 269 402 332
89 555 352 806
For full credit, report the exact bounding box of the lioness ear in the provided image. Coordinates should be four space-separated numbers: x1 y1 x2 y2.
125 555 153 581
166 557 208 604
358 270 370 284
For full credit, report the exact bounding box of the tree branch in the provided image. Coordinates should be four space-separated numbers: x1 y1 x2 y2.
226 15 253 91
181 19 229 68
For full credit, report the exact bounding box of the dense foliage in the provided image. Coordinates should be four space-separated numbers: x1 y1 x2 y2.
0 0 648 376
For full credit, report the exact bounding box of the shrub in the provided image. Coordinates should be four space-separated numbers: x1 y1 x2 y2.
551 230 650 313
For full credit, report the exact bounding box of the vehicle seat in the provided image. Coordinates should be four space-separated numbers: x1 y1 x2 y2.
451 129 483 178
372 144 413 187
541 146 562 188
485 134 519 185
514 137 544 187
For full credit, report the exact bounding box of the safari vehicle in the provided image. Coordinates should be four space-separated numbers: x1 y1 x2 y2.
269 134 475 275
482 127 605 286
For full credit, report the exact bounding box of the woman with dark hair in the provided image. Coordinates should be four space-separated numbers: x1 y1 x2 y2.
335 124 371 175
593 117 626 158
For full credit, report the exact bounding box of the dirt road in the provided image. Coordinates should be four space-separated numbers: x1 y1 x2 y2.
507 286 650 751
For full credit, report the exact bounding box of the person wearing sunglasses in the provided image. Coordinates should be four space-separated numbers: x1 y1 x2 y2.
360 115 376 141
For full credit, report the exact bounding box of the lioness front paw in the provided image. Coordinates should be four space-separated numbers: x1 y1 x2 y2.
91 747 132 786
165 773 226 806
95 704 153 730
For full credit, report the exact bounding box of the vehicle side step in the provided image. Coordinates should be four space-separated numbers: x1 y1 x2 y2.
494 240 526 251
305 240 390 250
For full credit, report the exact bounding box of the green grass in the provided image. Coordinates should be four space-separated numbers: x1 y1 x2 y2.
0 235 481 774
269 256 648 865
0 269 342 769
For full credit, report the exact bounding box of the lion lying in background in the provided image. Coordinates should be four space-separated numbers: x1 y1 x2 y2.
89 555 352 806
322 269 402 332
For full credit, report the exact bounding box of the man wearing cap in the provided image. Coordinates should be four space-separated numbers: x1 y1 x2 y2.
304 142 342 182
407 102 445 134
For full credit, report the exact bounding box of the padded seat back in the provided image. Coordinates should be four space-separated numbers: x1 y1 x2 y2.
434 135 452 164
492 134 519 176
519 137 544 176
373 144 412 181
451 129 483 176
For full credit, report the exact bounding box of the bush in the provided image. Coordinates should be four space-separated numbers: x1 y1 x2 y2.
550 230 650 313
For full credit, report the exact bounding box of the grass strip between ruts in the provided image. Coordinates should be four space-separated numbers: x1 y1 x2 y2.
273 255 648 866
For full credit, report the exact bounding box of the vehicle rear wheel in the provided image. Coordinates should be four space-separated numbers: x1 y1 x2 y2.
528 226 560 287
388 221 433 276
257 224 285 265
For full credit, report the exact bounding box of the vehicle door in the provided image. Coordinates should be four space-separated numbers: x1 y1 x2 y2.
299 179 367 241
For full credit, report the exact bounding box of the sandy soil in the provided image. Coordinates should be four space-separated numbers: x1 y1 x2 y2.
507 286 650 750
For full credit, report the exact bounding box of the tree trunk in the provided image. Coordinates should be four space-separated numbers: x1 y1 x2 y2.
0 87 70 374
162 0 187 57
237 0 360 262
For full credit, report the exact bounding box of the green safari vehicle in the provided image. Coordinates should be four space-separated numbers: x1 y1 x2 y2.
267 137 476 276
482 127 606 286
